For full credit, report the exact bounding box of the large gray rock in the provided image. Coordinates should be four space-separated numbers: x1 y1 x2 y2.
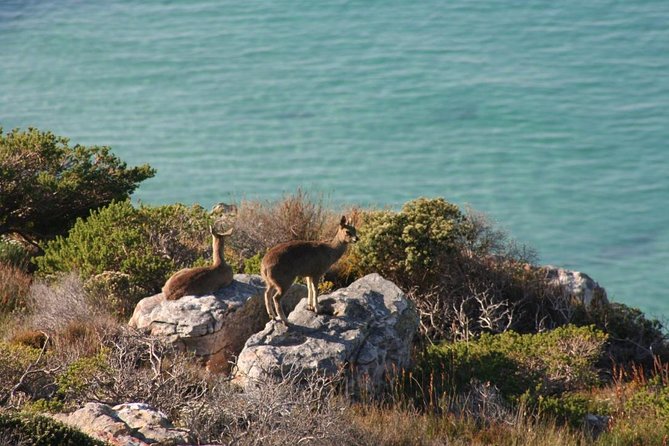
233 273 419 394
129 274 305 373
543 266 608 307
53 402 192 446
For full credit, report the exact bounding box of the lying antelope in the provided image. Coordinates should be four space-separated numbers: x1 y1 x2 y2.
162 226 234 300
261 216 359 324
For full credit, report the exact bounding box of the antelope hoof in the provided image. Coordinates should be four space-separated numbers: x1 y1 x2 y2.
306 304 314 311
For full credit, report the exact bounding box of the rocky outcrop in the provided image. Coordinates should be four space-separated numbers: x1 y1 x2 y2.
53 402 191 446
128 274 305 373
543 266 608 307
233 273 419 394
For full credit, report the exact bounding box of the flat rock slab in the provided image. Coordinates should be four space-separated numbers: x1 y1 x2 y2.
129 274 304 373
129 275 265 340
543 266 608 307
53 402 192 446
234 273 419 394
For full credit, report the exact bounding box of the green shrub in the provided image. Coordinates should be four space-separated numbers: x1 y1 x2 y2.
0 341 50 405
0 238 32 270
623 376 669 423
83 271 141 317
0 127 154 246
574 302 668 365
0 411 105 446
55 350 111 401
21 398 65 414
35 201 212 311
345 197 564 342
350 198 473 284
538 393 611 428
596 374 669 444
417 325 607 404
242 252 263 275
0 341 41 382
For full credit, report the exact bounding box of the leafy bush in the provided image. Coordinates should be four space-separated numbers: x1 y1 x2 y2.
0 412 105 446
345 197 569 342
55 350 111 402
0 127 154 247
417 325 607 404
349 198 473 283
35 201 212 313
242 252 263 275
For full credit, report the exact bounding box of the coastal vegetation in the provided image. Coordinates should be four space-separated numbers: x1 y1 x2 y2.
0 128 154 252
1 129 668 444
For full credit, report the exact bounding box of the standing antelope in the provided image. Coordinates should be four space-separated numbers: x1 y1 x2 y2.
261 215 359 325
162 226 234 300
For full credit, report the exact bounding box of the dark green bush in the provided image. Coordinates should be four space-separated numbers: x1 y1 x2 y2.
35 201 212 312
0 411 105 446
417 325 607 404
0 127 154 247
574 302 668 365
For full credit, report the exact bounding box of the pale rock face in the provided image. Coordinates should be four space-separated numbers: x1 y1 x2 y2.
543 266 608 307
233 273 419 395
52 402 192 446
128 274 305 373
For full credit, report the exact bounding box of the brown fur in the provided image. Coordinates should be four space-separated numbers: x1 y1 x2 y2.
260 215 358 324
162 227 234 300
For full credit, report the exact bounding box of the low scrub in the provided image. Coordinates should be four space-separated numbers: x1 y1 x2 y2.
574 301 668 366
0 411 104 446
416 325 607 404
344 197 572 342
36 200 212 315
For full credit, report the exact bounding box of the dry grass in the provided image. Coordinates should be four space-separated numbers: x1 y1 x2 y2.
230 189 356 258
7 330 49 350
182 369 364 446
15 273 119 361
350 403 588 446
0 262 32 318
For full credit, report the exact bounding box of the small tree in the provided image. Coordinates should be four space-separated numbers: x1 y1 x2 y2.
0 127 155 250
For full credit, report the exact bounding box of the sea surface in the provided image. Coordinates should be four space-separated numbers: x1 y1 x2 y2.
1 1 668 317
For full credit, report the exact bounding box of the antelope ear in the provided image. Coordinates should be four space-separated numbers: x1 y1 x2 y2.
340 215 348 227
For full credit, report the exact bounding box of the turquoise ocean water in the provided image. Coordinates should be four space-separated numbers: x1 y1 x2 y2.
1 1 668 317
